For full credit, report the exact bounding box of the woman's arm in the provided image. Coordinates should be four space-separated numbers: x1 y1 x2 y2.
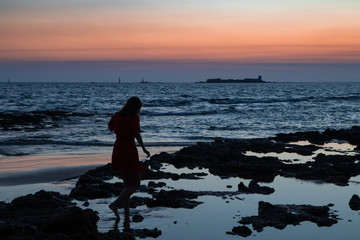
135 132 150 158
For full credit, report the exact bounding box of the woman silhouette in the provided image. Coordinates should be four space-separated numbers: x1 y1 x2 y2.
108 96 150 220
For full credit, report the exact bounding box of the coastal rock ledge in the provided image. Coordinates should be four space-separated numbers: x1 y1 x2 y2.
0 190 161 240
150 126 360 186
228 201 338 236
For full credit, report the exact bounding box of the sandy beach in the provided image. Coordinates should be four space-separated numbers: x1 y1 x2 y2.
0 146 180 200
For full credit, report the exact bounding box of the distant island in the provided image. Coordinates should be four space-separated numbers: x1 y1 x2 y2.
200 75 265 83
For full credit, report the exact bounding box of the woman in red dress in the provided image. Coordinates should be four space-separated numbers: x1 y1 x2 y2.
108 96 150 220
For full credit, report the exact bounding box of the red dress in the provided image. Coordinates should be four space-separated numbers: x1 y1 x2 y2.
108 113 146 174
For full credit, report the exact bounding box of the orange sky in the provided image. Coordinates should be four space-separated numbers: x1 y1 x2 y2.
0 0 360 63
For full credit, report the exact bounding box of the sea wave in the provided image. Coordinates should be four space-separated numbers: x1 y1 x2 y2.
0 139 112 147
141 109 218 116
0 148 31 157
144 99 192 107
0 110 96 130
0 110 95 117
327 95 360 101
209 97 314 105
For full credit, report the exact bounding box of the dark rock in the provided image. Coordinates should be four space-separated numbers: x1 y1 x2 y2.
70 182 124 200
149 152 174 164
273 126 360 146
146 190 203 209
227 226 252 237
147 152 174 170
280 153 360 186
11 190 75 209
349 194 360 210
42 207 99 236
100 229 135 240
179 172 207 179
239 201 338 232
128 228 162 238
0 190 120 240
273 131 326 144
301 205 330 217
238 182 248 192
285 144 321 156
317 218 338 227
148 181 166 188
323 126 360 146
76 164 114 185
141 168 180 181
170 174 180 181
129 196 151 208
132 215 144 223
238 181 275 195
69 164 125 200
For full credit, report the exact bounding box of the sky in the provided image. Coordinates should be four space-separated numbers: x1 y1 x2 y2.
0 0 359 82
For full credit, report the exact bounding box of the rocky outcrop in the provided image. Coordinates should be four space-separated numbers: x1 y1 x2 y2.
238 181 275 195
146 190 203 209
238 201 338 233
70 181 125 200
0 190 162 240
0 190 100 240
227 226 252 237
150 127 360 186
349 194 360 211
280 153 360 186
273 126 360 146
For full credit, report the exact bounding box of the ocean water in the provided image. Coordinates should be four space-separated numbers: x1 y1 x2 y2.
1 81 360 159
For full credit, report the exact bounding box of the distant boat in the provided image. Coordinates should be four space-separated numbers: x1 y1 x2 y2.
118 77 121 84
140 77 150 83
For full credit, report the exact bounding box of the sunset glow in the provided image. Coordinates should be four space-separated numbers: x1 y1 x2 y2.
1 0 359 63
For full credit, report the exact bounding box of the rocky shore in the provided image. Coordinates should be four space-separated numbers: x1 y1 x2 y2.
1 126 359 239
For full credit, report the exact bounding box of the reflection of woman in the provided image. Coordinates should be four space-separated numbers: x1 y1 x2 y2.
108 96 150 220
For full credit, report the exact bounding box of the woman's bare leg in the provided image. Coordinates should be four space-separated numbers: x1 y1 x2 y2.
109 173 140 219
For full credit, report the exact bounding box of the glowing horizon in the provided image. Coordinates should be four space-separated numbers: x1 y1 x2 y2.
1 0 360 64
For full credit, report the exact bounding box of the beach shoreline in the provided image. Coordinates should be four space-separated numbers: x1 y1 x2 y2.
0 146 183 202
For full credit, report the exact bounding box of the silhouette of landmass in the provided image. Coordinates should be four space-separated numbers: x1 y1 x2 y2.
202 75 265 83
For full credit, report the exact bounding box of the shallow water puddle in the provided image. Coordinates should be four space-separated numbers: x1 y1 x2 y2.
88 159 360 240
244 151 312 164
245 141 359 164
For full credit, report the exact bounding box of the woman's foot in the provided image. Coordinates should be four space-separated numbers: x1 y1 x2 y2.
109 203 120 219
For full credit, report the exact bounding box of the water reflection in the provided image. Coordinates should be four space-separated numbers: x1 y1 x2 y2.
245 141 358 164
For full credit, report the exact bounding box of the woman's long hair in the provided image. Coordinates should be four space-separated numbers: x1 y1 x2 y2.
119 96 142 116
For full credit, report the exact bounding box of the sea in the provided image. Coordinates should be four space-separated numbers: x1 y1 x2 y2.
1 81 360 160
